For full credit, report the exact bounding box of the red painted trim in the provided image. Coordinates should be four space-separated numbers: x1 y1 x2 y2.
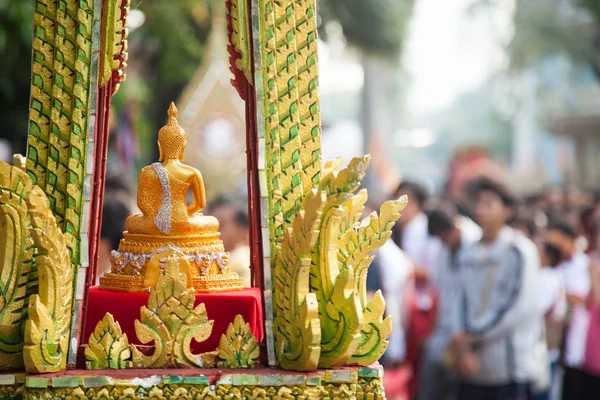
226 0 249 100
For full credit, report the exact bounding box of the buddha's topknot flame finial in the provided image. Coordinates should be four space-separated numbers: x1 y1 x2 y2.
167 102 178 122
157 102 186 162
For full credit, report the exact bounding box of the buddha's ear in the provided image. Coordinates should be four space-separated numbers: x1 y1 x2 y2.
179 140 186 161
158 141 164 162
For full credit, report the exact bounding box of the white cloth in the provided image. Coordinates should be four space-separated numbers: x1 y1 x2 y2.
538 268 566 316
377 240 414 362
560 251 591 368
538 267 567 362
453 227 546 385
402 212 442 272
427 217 482 363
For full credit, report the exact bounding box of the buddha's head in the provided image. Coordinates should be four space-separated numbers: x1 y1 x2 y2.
158 102 187 162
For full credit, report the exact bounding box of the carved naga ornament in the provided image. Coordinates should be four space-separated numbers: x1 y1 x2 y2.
227 0 407 370
0 0 130 373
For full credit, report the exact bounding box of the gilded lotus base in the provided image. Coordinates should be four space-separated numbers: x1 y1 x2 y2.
99 272 244 293
99 231 243 293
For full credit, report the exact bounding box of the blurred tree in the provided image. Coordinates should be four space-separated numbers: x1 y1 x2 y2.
0 0 33 154
510 0 598 71
581 0 600 21
319 0 415 194
473 0 599 75
319 0 414 57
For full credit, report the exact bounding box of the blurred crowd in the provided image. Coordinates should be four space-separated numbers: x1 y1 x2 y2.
375 178 600 400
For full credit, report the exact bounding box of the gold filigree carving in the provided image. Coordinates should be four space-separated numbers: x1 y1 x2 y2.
100 0 130 92
346 197 406 365
0 162 35 370
217 315 260 368
309 157 371 368
23 184 73 373
130 252 216 368
85 313 132 370
356 376 386 400
227 0 252 82
12 154 26 171
273 191 325 371
21 376 385 399
259 0 323 251
27 0 96 272
270 155 404 370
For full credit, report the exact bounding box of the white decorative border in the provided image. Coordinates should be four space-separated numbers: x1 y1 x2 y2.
251 0 275 367
110 246 230 275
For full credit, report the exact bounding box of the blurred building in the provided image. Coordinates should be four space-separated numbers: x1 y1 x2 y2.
177 5 247 201
549 83 600 188
542 1 600 188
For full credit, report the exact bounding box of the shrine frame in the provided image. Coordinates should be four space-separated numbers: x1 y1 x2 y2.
73 2 268 368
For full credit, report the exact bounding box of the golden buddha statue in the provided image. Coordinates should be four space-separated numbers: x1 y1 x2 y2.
99 103 244 293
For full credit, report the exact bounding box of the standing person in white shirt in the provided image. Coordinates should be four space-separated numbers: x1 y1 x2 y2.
536 242 567 400
545 222 592 400
364 201 415 367
364 202 415 399
418 201 481 400
377 240 415 365
392 181 442 397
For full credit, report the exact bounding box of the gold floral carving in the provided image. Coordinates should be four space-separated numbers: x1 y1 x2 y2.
12 154 26 171
346 198 406 365
23 184 73 373
0 385 21 399
0 162 35 370
130 252 216 368
356 376 386 400
320 383 357 400
258 0 323 250
27 0 96 272
268 154 404 370
273 191 325 371
85 313 132 370
21 379 384 400
309 157 370 368
217 314 260 368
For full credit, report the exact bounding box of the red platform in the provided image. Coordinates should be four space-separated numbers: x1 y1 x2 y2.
83 287 263 353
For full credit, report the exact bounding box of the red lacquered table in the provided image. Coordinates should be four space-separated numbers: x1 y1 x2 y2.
83 287 263 353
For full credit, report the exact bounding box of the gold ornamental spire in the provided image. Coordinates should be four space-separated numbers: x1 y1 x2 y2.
158 102 186 161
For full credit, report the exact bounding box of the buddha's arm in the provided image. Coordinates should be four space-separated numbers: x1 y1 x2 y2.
187 170 206 215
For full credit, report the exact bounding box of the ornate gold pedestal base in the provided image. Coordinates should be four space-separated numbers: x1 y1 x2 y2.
99 231 243 292
3 365 386 399
99 272 244 293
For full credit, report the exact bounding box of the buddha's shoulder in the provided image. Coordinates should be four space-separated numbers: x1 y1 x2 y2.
180 164 202 176
139 165 158 176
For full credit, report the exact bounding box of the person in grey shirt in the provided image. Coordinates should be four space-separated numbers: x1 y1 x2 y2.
450 178 546 400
